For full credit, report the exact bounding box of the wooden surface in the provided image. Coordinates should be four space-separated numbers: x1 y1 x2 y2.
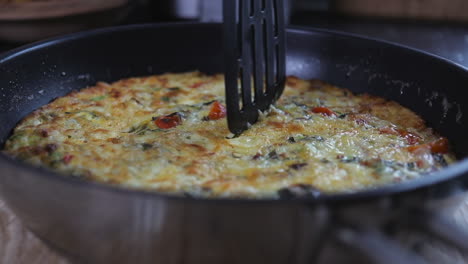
333 0 468 22
0 0 128 20
1 193 468 264
0 199 68 264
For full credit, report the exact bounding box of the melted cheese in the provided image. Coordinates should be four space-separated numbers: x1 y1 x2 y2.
3 72 456 198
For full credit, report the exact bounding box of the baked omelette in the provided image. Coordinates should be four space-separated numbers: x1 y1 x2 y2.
3 72 456 198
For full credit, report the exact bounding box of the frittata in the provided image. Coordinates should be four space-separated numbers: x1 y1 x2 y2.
3 72 456 198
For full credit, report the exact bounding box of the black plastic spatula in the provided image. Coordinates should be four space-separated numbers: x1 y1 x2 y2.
223 0 286 135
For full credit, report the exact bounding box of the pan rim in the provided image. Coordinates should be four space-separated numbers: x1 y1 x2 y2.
0 22 467 205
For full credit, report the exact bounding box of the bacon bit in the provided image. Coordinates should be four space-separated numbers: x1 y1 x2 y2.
154 112 182 129
208 101 227 120
379 127 421 145
63 154 74 164
311 107 336 116
407 137 449 154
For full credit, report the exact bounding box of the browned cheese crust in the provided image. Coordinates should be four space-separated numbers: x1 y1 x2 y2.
3 72 456 198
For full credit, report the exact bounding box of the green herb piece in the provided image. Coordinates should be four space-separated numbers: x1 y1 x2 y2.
203 100 216 106
90 95 107 101
141 143 153 151
50 151 63 161
39 114 50 122
289 163 308 170
161 96 170 102
67 111 99 119
268 150 279 160
80 111 99 120
127 122 149 135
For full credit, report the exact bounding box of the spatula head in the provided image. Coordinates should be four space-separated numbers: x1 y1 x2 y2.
223 0 286 135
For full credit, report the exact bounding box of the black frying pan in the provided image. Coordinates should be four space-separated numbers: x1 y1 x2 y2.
0 23 468 264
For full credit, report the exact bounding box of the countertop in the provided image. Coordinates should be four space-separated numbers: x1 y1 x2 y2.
1 14 468 264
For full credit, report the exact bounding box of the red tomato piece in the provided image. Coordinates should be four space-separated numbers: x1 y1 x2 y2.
407 137 449 154
63 154 74 164
208 101 227 120
311 107 336 116
379 127 399 135
397 129 421 145
155 113 182 129
189 81 208 88
429 137 449 154
379 127 421 145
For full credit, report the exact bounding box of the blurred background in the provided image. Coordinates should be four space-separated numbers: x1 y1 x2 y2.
0 0 468 68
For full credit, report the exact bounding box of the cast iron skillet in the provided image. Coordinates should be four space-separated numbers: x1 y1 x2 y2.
0 23 468 264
